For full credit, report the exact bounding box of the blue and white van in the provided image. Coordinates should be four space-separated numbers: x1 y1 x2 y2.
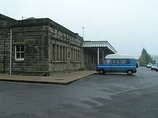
96 54 138 75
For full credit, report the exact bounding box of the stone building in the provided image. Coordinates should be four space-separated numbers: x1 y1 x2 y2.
0 14 116 76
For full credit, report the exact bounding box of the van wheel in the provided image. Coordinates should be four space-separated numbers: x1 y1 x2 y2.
99 69 105 75
127 70 133 75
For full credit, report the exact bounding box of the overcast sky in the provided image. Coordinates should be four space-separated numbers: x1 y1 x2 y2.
1 0 158 57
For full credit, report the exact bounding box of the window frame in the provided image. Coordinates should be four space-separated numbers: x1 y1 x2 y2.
15 45 24 61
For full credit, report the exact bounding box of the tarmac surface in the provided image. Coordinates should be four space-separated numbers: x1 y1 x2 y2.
0 71 96 85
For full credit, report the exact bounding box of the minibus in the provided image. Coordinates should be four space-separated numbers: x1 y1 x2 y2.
96 54 138 75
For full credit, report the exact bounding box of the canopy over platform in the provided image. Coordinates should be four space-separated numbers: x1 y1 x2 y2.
83 41 117 54
83 41 117 65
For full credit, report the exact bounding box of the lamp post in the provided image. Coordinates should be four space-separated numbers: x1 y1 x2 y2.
81 27 85 69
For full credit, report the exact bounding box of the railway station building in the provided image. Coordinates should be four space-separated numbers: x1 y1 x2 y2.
0 14 117 76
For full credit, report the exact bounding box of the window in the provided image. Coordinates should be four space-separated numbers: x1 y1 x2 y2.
15 45 24 60
52 44 56 61
112 59 120 64
52 44 68 62
57 45 59 61
121 59 130 64
104 59 111 64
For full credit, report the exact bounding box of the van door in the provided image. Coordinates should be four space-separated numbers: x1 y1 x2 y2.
102 59 112 72
111 59 121 71
120 59 131 71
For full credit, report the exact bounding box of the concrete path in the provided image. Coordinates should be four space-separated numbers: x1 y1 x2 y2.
0 71 96 85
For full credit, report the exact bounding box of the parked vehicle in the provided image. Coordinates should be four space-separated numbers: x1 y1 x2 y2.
151 64 158 70
96 54 138 75
146 63 153 68
155 66 158 72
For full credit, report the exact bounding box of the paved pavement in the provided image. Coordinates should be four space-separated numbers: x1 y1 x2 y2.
0 71 96 84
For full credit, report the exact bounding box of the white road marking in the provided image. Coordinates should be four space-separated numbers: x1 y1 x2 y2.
136 73 143 83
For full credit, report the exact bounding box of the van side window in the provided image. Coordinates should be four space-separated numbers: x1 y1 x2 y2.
105 59 111 64
121 59 130 64
112 59 120 64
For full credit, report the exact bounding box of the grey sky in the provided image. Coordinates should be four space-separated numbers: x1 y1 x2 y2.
1 0 158 57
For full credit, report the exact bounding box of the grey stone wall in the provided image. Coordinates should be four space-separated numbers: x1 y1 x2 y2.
0 16 83 76
11 26 49 75
48 26 83 75
0 28 10 73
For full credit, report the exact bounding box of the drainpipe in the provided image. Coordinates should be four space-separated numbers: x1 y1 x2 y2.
10 29 12 75
3 34 6 73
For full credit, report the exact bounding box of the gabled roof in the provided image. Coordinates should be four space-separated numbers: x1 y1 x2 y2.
0 13 17 28
0 14 16 21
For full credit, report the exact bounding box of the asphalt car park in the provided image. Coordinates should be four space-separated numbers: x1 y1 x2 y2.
0 67 158 118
